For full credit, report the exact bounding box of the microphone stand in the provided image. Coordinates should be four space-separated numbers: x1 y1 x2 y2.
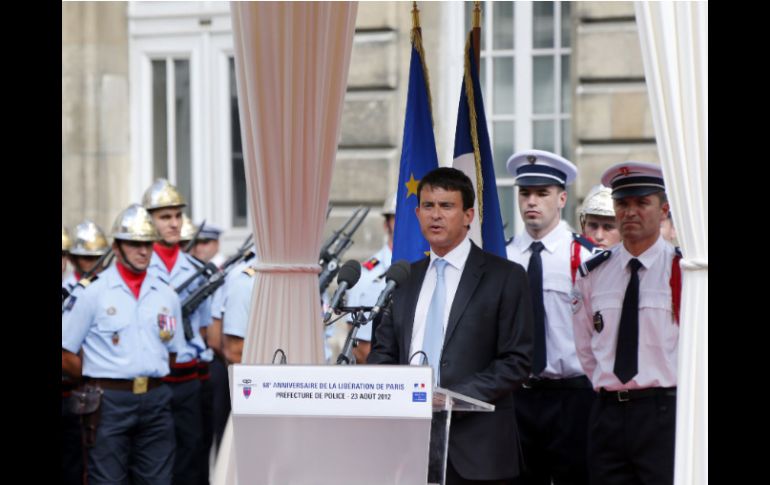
335 306 373 365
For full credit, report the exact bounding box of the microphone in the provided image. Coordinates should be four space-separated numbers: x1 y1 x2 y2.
323 260 361 322
368 260 411 322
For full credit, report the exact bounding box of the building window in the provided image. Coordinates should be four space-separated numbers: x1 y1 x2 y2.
465 1 573 237
229 57 248 227
151 58 192 207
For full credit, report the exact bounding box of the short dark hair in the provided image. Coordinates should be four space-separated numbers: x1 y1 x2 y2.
417 167 475 210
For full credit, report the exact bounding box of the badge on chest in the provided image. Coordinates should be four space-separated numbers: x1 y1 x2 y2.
593 311 604 333
157 309 177 342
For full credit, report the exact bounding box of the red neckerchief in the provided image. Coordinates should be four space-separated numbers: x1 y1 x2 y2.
153 242 180 273
74 271 82 281
116 262 147 299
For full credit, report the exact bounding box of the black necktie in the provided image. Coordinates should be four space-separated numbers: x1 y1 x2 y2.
614 258 642 384
528 241 546 375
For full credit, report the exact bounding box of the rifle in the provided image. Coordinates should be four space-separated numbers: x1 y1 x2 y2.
176 233 255 341
179 258 242 341
318 206 369 293
175 233 254 294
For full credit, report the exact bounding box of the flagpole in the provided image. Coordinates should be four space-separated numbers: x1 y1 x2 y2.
410 1 434 128
472 1 481 72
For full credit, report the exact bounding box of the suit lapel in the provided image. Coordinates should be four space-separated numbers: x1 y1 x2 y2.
402 257 429 362
444 243 485 348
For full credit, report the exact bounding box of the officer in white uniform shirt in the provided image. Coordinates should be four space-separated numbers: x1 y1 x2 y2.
506 149 597 485
573 162 680 485
345 193 395 363
143 178 211 485
62 204 184 485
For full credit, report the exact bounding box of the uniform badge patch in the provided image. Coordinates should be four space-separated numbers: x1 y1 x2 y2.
63 296 77 313
593 311 604 333
570 288 582 314
363 257 380 271
157 313 176 342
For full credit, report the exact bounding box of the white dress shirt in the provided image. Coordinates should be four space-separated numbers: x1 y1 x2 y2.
409 236 472 362
573 236 679 391
507 222 593 379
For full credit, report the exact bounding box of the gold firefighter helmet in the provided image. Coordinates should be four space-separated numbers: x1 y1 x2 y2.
180 214 196 242
142 178 186 211
62 227 72 252
111 204 159 242
69 220 110 256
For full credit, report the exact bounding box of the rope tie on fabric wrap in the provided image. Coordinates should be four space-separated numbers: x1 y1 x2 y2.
680 259 708 271
252 262 321 274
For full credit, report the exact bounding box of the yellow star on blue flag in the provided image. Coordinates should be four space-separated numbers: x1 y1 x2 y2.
405 174 420 198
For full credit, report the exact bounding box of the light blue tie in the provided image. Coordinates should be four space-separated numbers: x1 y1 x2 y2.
422 258 448 385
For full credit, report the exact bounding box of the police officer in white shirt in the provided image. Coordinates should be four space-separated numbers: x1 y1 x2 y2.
506 149 597 485
573 162 681 485
345 193 395 363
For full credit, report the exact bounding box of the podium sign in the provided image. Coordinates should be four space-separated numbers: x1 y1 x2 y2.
230 365 433 485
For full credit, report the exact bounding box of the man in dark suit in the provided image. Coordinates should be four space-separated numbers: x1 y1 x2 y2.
369 167 534 485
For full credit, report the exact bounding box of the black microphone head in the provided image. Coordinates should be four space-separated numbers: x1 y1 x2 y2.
386 259 411 287
337 259 362 287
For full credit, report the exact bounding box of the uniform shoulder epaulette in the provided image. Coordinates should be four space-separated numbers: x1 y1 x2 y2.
61 287 70 304
77 274 99 289
242 266 257 277
242 250 256 263
186 253 204 268
572 232 599 254
362 257 380 271
578 250 612 277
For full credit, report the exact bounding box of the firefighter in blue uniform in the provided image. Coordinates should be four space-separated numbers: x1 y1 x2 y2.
62 220 110 294
143 179 212 485
62 203 184 485
61 225 82 485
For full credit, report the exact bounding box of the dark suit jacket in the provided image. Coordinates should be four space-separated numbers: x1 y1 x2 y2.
368 242 534 480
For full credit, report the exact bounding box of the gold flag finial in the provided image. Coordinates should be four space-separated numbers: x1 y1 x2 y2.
473 1 481 29
412 1 420 30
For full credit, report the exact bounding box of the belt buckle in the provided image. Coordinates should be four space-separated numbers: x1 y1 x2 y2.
133 377 148 394
617 390 630 402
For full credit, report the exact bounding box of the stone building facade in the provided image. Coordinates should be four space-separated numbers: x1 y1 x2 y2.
62 1 659 260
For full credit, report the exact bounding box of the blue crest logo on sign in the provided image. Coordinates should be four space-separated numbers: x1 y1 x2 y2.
243 386 252 398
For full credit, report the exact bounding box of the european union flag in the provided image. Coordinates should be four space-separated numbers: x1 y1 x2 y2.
452 33 506 258
392 31 439 263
